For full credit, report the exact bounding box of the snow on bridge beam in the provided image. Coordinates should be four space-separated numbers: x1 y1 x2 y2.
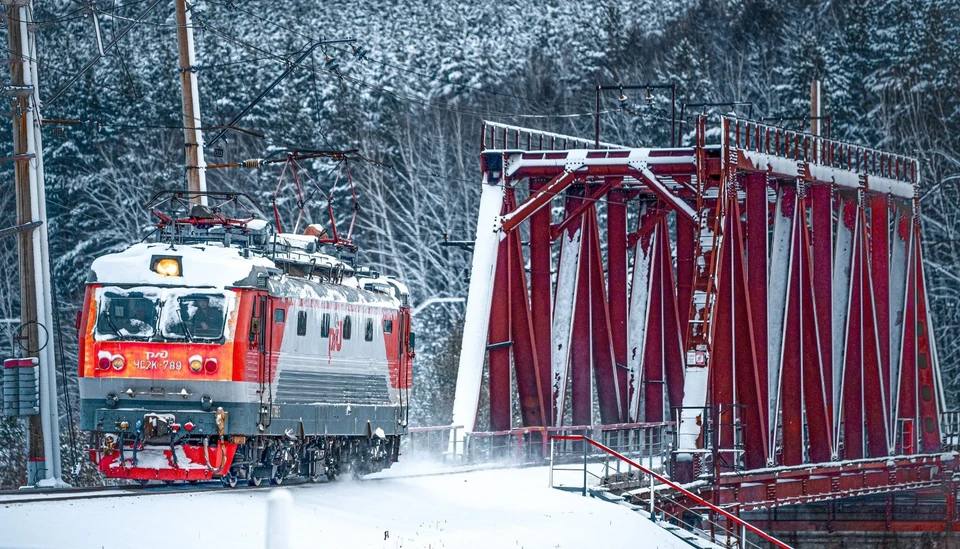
450 165 504 450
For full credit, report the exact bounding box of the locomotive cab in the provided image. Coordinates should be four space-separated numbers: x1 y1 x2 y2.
78 242 270 482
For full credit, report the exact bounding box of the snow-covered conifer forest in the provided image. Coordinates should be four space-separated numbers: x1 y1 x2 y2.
0 0 958 487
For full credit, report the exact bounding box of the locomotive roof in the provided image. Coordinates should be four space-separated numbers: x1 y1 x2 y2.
267 275 401 308
88 242 276 288
88 242 408 309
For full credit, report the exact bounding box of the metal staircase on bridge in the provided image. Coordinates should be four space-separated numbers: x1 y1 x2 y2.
548 435 791 549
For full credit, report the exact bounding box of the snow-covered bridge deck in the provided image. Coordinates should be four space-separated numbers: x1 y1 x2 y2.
0 461 688 549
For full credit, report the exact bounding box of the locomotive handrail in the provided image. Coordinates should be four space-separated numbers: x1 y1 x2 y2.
551 434 792 549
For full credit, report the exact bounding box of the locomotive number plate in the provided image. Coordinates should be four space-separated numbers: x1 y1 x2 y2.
134 351 183 371
133 359 184 371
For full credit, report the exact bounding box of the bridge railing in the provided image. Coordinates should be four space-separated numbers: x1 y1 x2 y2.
480 120 626 151
550 434 792 549
723 116 918 184
403 422 670 467
941 410 960 451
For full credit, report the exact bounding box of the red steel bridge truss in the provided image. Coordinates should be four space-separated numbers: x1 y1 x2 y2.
450 116 957 517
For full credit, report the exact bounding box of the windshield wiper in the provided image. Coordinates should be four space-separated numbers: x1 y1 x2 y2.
174 300 195 343
103 313 124 339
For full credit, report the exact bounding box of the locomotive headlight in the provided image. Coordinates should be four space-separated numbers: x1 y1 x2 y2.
189 357 203 373
111 355 126 371
151 256 182 277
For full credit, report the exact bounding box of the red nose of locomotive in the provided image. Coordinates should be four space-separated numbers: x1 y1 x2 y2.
76 255 248 483
89 344 228 380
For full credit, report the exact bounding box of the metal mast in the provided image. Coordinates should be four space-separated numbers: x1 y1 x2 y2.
3 0 65 486
174 0 207 205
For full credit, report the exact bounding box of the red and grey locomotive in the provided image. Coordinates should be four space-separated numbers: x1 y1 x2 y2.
78 192 413 486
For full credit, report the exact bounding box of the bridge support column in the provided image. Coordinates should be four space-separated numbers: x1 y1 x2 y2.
450 165 505 450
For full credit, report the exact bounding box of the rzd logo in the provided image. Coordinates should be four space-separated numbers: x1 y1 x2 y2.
328 320 343 354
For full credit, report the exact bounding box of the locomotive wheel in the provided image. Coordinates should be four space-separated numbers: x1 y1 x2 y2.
249 475 263 487
309 461 324 483
271 474 284 486
221 474 238 488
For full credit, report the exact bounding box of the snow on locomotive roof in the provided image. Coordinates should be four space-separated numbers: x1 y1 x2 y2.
269 274 401 308
89 242 275 288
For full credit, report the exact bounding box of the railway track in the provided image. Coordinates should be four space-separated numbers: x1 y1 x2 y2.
0 479 279 505
0 462 534 505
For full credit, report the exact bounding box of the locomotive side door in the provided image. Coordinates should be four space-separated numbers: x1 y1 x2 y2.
256 294 271 429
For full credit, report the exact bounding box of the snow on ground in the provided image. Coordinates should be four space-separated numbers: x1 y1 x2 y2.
0 459 687 549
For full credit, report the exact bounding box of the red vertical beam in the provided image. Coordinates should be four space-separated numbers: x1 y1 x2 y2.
870 194 891 424
799 196 833 463
860 207 889 457
811 184 833 421
676 214 696 348
644 224 665 423
529 178 554 425
729 198 768 469
842 205 865 460
659 217 686 413
569 188 593 426
506 230 547 427
586 209 622 423
745 173 768 403
897 229 917 453
712 203 737 470
780 197 804 466
914 225 942 452
607 186 629 414
488 195 513 431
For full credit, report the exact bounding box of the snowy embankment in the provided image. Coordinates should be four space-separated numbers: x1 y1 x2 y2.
0 460 687 549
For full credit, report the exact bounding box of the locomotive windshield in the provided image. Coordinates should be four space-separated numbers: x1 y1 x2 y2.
96 292 160 340
161 295 227 341
95 287 232 342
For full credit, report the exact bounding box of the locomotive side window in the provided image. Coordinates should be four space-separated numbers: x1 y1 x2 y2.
364 318 374 341
248 300 259 344
273 308 285 323
321 313 331 337
383 319 393 334
343 316 352 339
297 311 307 336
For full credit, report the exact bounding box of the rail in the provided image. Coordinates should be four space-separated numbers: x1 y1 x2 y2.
480 120 627 152
723 116 918 185
550 434 792 549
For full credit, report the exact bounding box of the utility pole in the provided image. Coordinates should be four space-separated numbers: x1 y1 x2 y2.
810 79 821 137
4 0 65 487
174 0 207 205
